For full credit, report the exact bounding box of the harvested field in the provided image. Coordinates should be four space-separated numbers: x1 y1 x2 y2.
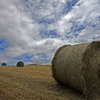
0 65 81 100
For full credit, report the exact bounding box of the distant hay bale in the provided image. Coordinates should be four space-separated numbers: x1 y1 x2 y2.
52 41 100 99
16 61 24 67
2 63 7 66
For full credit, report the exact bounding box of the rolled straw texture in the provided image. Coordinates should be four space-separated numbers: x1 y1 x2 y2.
52 41 100 99
16 61 24 67
2 63 7 66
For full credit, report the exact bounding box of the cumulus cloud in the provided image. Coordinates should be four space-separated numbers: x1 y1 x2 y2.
55 0 100 42
0 0 99 65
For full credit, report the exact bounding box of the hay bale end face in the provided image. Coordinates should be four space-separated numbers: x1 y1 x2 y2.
2 63 7 66
52 41 100 99
16 61 24 67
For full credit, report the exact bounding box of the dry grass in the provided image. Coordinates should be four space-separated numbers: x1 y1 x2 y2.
0 65 81 100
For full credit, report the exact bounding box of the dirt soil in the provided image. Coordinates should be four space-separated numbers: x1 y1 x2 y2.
0 65 82 100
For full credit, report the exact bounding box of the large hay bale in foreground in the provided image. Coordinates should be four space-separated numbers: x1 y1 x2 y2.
16 61 24 67
2 63 7 66
52 41 100 99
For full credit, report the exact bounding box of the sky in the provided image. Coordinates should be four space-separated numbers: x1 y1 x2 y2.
0 0 100 65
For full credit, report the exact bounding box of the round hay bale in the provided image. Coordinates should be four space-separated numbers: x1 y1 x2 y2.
2 63 7 66
16 61 24 67
52 41 100 99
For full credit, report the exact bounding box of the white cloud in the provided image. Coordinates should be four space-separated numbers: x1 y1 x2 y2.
63 13 73 20
0 0 99 65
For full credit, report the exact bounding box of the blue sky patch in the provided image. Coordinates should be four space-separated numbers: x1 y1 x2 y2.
37 53 47 58
13 54 33 62
40 30 58 38
71 25 86 32
62 0 79 14
0 39 9 51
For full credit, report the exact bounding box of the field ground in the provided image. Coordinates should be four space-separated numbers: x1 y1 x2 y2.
0 65 81 100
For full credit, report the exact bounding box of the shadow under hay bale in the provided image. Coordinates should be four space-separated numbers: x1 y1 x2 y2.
2 63 7 66
52 41 100 100
16 61 24 67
